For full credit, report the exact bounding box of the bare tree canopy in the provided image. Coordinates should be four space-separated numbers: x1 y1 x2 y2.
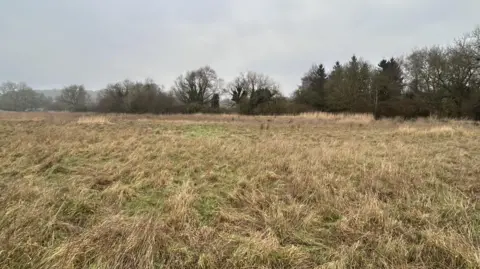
0 81 48 111
96 79 174 113
172 66 221 105
58 85 90 112
224 71 283 114
0 81 29 94
226 71 280 104
401 28 480 117
227 75 249 105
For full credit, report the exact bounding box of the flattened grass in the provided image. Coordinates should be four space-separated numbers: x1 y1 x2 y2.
0 112 479 268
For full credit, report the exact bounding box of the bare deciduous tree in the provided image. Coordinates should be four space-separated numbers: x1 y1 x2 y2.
226 71 280 104
58 84 90 111
97 79 174 113
226 75 249 105
172 66 221 105
0 81 40 111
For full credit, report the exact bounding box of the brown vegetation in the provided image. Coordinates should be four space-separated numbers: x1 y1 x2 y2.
374 98 431 120
0 112 479 268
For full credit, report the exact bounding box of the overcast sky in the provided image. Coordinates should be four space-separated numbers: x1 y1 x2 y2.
1 0 479 95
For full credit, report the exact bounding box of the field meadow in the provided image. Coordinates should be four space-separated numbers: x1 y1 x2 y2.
0 112 479 269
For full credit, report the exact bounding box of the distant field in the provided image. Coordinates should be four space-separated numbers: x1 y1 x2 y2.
0 112 479 269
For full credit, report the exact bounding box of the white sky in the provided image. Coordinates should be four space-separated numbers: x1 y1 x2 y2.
1 0 479 95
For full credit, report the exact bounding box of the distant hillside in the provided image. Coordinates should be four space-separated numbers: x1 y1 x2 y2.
35 89 99 101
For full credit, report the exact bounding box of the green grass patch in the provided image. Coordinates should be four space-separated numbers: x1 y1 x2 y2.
195 195 221 225
123 189 166 216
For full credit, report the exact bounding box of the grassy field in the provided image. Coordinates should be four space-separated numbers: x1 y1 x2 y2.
0 112 479 269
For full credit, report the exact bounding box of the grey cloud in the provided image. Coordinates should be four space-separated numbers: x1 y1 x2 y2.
0 0 479 94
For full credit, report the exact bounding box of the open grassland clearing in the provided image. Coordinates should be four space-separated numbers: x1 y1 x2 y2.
0 112 479 268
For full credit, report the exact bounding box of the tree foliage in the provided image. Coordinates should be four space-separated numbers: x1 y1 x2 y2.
293 64 328 110
2 26 480 119
324 57 373 113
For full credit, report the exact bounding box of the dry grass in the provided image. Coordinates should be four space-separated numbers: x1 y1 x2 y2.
77 115 112 125
0 112 479 269
298 111 374 123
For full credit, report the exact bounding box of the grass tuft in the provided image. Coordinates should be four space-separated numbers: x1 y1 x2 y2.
77 116 112 124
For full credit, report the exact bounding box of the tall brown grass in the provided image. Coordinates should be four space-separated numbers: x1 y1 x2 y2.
0 112 479 268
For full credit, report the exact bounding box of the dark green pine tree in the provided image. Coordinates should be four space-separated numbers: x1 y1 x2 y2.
376 58 404 102
373 58 405 119
293 64 328 110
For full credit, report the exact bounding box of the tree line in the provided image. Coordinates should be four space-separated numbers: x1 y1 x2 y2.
1 26 480 120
